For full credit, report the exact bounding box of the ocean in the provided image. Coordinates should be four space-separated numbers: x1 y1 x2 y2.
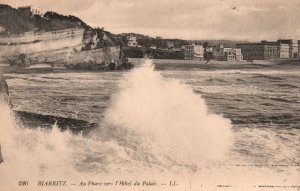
0 59 299 190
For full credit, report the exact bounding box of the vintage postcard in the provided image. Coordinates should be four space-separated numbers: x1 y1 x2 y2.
0 0 299 191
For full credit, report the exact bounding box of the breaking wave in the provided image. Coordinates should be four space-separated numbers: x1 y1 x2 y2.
104 59 233 165
0 59 233 176
3 59 297 190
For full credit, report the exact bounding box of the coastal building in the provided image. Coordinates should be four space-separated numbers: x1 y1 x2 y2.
237 41 290 60
236 43 264 60
234 48 243 61
184 43 204 60
223 48 235 61
18 6 44 17
150 45 157 50
277 39 298 58
184 45 194 60
126 35 138 47
263 41 281 59
213 44 243 61
279 43 290 59
0 26 5 33
167 41 174 49
171 47 181 52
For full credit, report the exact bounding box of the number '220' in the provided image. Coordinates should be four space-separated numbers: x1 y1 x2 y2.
18 181 28 186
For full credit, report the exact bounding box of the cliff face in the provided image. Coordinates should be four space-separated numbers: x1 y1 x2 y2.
0 70 9 163
0 28 85 65
0 28 121 67
0 4 122 68
0 71 9 104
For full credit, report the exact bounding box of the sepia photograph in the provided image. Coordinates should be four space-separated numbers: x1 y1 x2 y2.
0 0 299 190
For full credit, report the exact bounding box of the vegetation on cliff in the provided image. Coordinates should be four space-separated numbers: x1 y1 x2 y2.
0 4 90 35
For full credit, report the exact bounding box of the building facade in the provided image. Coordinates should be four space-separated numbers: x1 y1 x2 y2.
236 43 265 60
184 43 204 60
277 39 298 58
237 41 290 60
18 6 44 17
166 41 174 49
263 42 281 59
213 44 243 61
126 35 138 47
279 43 290 59
223 48 235 61
150 45 157 50
184 45 194 60
0 26 5 33
234 48 243 61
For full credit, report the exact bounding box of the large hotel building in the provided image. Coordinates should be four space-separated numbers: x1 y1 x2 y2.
237 40 299 60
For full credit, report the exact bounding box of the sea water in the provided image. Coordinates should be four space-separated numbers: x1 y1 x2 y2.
0 59 299 190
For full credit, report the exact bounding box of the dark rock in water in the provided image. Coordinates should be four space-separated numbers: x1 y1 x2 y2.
18 54 30 67
6 54 31 68
14 111 98 135
0 71 9 103
0 71 9 163
0 145 3 163
108 62 116 70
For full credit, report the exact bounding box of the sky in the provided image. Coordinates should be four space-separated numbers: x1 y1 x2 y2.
2 0 300 41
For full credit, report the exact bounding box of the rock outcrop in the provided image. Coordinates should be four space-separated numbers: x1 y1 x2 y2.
0 145 2 163
0 27 123 68
0 70 9 163
0 70 9 103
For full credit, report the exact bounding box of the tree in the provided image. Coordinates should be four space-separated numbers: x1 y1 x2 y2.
203 41 209 49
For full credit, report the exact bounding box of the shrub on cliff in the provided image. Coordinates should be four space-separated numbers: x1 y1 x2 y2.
43 11 91 30
122 47 144 58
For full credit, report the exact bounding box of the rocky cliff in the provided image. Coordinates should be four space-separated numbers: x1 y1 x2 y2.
0 70 9 103
0 70 9 163
0 4 124 69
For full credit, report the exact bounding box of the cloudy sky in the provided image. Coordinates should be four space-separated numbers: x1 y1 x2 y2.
2 0 300 41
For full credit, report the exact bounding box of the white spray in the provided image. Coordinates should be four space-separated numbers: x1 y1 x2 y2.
0 102 80 190
104 59 233 164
